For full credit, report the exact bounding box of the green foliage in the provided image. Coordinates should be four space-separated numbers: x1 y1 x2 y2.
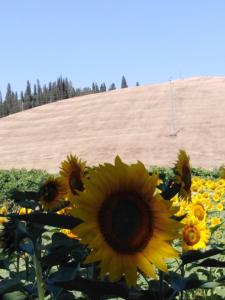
0 164 225 299
149 166 221 181
0 169 49 204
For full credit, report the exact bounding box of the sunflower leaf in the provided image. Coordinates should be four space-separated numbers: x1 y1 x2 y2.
6 212 81 229
0 259 10 270
181 248 224 264
9 189 39 203
169 272 204 291
0 278 23 295
53 275 129 298
197 258 225 268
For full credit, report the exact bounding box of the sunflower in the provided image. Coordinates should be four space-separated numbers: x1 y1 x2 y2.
70 156 181 287
210 217 222 228
188 197 208 222
38 177 67 211
216 203 224 211
174 150 192 201
182 218 210 251
59 154 87 200
19 208 32 215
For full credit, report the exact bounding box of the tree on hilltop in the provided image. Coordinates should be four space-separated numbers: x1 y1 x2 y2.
24 80 33 109
121 75 128 88
109 83 116 91
100 83 106 92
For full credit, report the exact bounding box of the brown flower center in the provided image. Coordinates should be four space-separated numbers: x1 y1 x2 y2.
183 225 200 246
98 191 153 254
69 172 84 194
182 165 191 193
40 182 58 203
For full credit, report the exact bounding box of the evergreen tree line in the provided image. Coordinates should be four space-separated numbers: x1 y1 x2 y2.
0 75 138 118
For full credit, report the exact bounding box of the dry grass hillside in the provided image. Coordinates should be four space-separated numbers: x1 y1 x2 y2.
1 76 225 172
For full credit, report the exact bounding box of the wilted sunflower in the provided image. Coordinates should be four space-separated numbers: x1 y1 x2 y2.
38 177 67 211
0 220 28 254
174 150 192 201
182 218 210 251
71 156 181 287
59 154 87 200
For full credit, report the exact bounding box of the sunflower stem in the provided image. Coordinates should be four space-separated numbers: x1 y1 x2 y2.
159 270 164 300
180 265 185 300
32 244 45 300
16 254 20 273
25 254 29 282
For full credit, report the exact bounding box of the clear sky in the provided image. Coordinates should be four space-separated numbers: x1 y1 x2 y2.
0 0 225 97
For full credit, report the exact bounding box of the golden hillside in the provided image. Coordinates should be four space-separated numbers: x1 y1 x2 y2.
1 76 225 172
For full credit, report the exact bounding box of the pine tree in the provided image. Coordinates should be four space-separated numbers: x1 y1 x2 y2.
121 76 128 88
109 83 116 90
92 82 100 93
0 91 3 117
4 83 13 115
24 80 33 109
20 91 24 111
100 83 106 92
36 80 42 106
33 84 37 107
3 84 19 115
92 82 96 93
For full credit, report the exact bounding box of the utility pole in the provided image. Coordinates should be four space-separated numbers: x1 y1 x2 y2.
169 79 176 136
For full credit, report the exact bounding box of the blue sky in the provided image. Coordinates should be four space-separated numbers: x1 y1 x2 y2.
0 0 225 97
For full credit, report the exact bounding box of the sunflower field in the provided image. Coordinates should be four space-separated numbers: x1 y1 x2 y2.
0 151 225 300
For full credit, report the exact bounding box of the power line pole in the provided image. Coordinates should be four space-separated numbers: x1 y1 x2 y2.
169 79 176 136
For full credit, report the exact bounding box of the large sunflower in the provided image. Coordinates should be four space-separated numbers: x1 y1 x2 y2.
38 177 67 211
59 154 87 200
71 156 181 287
174 150 192 201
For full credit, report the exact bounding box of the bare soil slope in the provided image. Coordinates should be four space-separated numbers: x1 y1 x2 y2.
1 77 225 172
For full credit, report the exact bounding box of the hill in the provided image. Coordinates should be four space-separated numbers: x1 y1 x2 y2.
0 76 225 172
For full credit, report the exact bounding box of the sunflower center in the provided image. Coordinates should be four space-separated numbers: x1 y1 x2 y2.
182 165 191 192
193 204 205 221
183 225 200 246
98 191 153 254
69 172 84 194
40 183 58 203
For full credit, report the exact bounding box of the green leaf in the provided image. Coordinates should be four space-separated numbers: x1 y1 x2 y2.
19 239 34 255
197 258 225 268
42 248 71 268
200 282 224 289
46 232 79 250
181 248 224 264
169 272 204 292
2 291 27 300
0 259 9 270
53 275 129 298
48 265 79 283
42 233 81 268
0 278 23 295
7 213 81 229
54 290 75 300
9 190 39 203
